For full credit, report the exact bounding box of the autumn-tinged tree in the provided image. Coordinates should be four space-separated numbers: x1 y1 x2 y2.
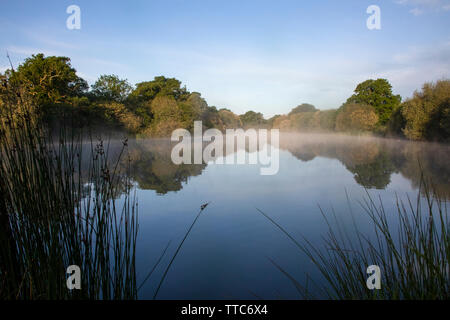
289 111 316 131
401 79 450 141
94 102 142 132
336 103 378 132
146 96 184 136
218 108 242 129
271 115 291 130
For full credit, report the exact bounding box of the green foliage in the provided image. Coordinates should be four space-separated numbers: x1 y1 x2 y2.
7 53 87 110
91 74 132 102
138 92 209 135
183 92 208 129
386 105 406 137
240 110 266 127
93 102 143 132
128 76 191 129
144 96 184 137
129 76 189 103
3 53 448 141
201 106 222 129
346 79 401 126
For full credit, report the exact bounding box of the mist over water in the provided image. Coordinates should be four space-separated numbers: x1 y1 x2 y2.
87 133 450 299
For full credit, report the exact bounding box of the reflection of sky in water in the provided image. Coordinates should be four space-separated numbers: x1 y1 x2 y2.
129 134 448 299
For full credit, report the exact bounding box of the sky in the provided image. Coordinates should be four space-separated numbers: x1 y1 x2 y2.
0 0 449 117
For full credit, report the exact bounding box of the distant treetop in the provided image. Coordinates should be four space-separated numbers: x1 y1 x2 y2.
289 103 317 115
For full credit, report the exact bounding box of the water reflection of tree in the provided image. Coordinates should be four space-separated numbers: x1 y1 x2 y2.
336 142 397 189
126 139 206 194
398 142 450 199
280 134 450 198
99 134 450 199
345 152 397 189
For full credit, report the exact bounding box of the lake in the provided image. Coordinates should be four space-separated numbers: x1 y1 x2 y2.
104 133 449 299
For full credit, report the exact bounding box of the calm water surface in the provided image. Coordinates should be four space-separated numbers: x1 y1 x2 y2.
105 133 449 299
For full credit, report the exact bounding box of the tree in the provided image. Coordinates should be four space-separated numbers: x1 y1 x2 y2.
178 93 206 130
129 76 189 103
7 53 87 109
91 74 132 102
288 103 317 115
201 106 223 129
346 79 401 126
271 115 291 130
143 96 185 136
218 108 242 129
386 106 406 137
289 111 316 131
401 79 450 141
317 109 337 131
336 103 378 132
240 110 266 127
94 102 142 133
128 76 190 128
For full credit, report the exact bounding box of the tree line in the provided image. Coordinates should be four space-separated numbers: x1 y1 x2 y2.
1 53 448 141
272 78 450 142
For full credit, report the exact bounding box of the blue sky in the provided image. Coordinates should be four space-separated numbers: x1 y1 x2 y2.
1 0 449 117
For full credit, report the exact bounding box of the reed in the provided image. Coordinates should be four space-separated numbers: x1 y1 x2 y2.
259 179 449 299
0 87 138 299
